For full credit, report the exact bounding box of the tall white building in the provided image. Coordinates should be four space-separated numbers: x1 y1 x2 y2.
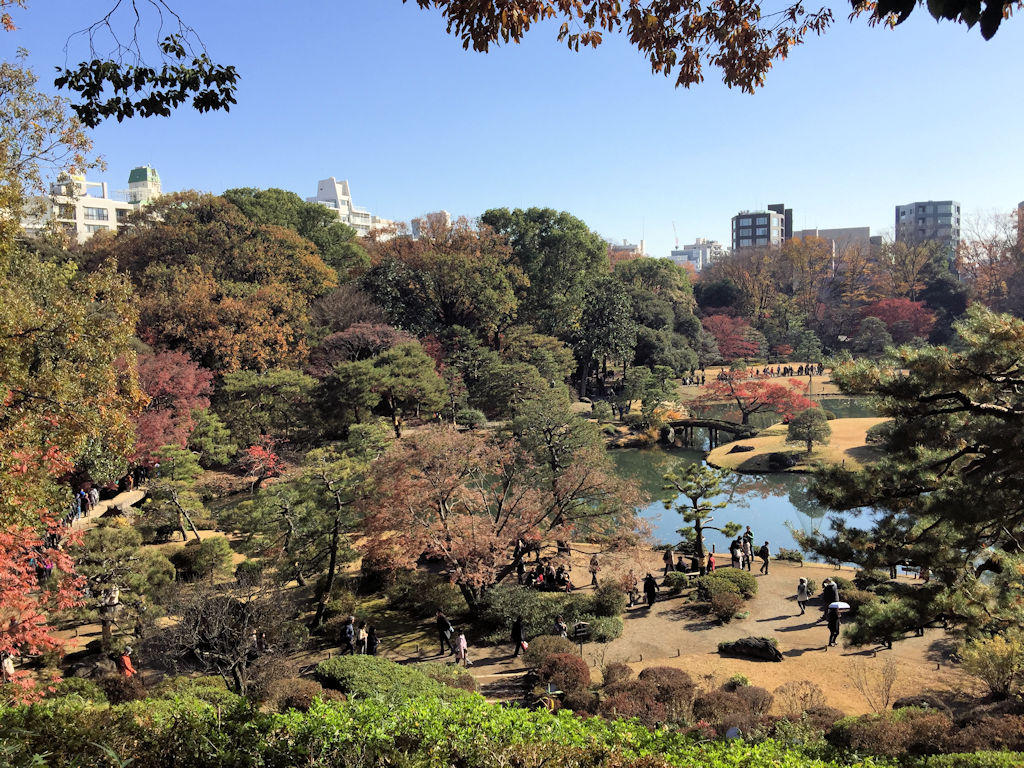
670 238 726 271
306 177 393 237
21 166 162 243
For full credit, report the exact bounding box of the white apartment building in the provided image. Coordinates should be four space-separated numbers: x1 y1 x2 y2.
306 177 393 237
21 166 162 244
670 238 727 271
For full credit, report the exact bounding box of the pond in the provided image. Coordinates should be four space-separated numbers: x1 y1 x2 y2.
610 396 878 558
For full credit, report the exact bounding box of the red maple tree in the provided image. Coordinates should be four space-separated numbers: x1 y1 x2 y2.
693 371 816 425
701 314 760 361
860 298 936 343
134 350 213 462
240 437 286 491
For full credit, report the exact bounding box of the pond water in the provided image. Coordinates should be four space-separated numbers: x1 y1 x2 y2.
610 396 878 558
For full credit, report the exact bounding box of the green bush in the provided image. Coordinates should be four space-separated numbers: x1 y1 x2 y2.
805 578 819 597
522 635 577 668
591 401 614 421
912 754 1024 768
234 559 264 586
960 633 1024 698
843 588 876 616
865 421 893 445
832 576 854 592
591 581 627 617
416 662 480 692
170 536 233 581
823 409 837 420
46 677 108 703
478 585 590 644
724 673 749 691
315 655 466 703
775 547 803 563
710 568 758 598
537 653 591 693
384 570 466 618
455 408 486 429
583 614 624 642
694 574 739 603
711 591 744 622
264 677 336 713
853 568 890 590
150 676 242 708
663 571 692 595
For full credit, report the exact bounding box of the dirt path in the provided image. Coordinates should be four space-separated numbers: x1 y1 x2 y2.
70 489 146 532
451 551 976 715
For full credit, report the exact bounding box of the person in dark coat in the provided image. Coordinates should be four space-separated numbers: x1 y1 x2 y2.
826 607 842 647
820 578 839 620
642 573 659 608
436 610 456 656
511 615 525 657
366 627 380 656
662 548 674 576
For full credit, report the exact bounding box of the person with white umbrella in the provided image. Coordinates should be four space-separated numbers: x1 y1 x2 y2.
826 603 849 647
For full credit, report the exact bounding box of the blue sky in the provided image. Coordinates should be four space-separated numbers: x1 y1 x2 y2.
11 1 1024 259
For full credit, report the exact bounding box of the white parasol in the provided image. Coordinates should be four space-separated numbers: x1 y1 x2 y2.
828 601 851 612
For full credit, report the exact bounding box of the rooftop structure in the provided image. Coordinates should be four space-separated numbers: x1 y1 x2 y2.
306 177 393 237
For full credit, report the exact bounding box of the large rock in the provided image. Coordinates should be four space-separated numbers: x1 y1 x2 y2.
717 636 784 662
767 452 797 471
728 444 754 454
68 654 118 678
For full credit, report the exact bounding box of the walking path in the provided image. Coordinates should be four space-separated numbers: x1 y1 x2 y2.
70 489 146 531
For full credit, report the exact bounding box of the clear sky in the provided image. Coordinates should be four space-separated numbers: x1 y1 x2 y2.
10 1 1024 259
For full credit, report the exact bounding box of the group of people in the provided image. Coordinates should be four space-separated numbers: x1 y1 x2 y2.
435 611 470 666
340 615 382 657
65 485 101 525
519 559 574 592
795 576 843 647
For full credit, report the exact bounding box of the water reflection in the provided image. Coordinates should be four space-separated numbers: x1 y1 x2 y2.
611 445 864 558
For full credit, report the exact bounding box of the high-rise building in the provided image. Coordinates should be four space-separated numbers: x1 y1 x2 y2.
791 226 871 253
895 200 961 256
21 166 161 243
608 239 645 269
670 238 726 271
731 204 790 250
307 177 393 237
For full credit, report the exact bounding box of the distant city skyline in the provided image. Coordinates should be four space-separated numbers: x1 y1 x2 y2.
11 2 1024 260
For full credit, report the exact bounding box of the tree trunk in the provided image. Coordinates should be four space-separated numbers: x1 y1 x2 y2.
172 493 202 541
313 516 341 626
457 582 480 616
578 358 591 399
100 618 113 652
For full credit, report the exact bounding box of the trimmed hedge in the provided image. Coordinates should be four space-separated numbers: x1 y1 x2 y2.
315 655 468 703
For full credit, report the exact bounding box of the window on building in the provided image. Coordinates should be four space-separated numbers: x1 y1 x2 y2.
116 209 130 222
756 227 767 236
755 238 769 245
83 207 109 221
57 204 76 219
84 224 109 233
756 216 768 225
739 238 752 247
740 217 752 226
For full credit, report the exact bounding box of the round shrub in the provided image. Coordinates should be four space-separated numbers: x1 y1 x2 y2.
591 581 628 617
315 655 465 703
736 685 774 716
843 588 876 615
98 674 147 704
692 690 744 725
591 401 614 421
562 688 598 714
828 709 954 757
802 705 846 732
267 677 329 713
774 680 827 718
710 568 758 598
663 571 692 595
602 662 633 686
585 614 624 642
694 574 739 603
638 667 696 721
723 673 749 691
599 679 665 727
234 559 264 586
455 408 486 430
416 661 480 692
854 568 890 590
823 409 837 420
775 547 803 563
170 536 233 581
711 591 744 622
522 635 577 668
952 715 1024 752
537 653 591 693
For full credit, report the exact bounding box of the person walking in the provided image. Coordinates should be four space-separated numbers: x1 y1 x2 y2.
625 569 639 607
826 606 842 647
456 630 469 667
117 646 137 678
742 525 754 548
796 577 809 615
707 551 716 573
820 578 839 620
662 548 674 577
511 615 525 657
340 616 356 655
643 572 659 608
741 538 753 571
366 627 380 656
758 541 771 575
356 620 368 654
589 554 600 587
436 610 456 656
729 539 741 569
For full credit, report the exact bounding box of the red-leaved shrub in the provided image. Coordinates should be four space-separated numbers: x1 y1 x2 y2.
538 653 591 693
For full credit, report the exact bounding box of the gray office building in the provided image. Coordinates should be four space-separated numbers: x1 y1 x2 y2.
791 226 871 253
731 203 791 250
895 200 961 257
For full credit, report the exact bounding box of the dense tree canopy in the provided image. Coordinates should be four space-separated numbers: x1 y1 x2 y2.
802 306 1024 635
